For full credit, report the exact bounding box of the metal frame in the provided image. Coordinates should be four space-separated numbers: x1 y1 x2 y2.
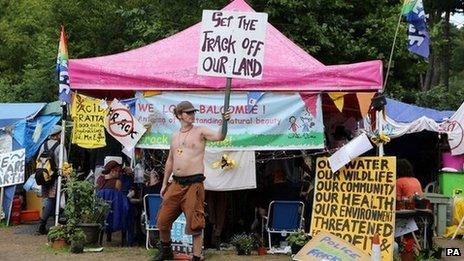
263 200 305 253
143 194 162 249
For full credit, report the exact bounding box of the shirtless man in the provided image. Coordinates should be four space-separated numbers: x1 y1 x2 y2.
153 101 231 261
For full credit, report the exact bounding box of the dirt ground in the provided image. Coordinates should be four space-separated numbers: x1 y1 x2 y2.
0 223 291 261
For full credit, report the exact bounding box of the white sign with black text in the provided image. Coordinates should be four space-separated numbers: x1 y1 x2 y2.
198 10 268 80
0 149 25 188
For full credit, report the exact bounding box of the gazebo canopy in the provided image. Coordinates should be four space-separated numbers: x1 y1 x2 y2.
69 0 382 92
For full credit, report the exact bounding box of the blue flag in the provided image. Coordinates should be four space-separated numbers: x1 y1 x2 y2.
404 0 429 58
246 91 265 113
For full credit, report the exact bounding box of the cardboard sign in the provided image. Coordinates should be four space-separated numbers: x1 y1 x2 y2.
106 99 146 149
0 149 25 188
71 93 107 148
197 10 268 80
293 231 370 261
310 157 396 261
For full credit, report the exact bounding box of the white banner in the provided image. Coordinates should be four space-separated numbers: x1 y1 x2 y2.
204 150 256 191
105 99 146 149
0 149 25 188
198 10 268 80
136 92 324 150
442 102 464 156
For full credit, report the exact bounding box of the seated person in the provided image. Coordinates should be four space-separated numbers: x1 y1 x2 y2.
396 159 423 200
96 160 122 191
144 170 162 195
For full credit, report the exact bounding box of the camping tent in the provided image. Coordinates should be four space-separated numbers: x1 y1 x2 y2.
0 102 61 225
69 0 382 92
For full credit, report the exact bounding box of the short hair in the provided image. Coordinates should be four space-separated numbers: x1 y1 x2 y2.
397 159 415 178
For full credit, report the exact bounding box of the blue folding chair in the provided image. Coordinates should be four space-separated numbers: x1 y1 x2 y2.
143 194 162 249
263 200 305 253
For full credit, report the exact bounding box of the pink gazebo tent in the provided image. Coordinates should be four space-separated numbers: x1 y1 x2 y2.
69 0 382 92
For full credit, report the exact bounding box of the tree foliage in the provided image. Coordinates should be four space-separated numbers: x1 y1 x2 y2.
0 0 462 109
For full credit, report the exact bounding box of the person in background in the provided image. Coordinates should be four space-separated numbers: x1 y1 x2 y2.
37 125 67 235
96 160 122 191
396 159 423 200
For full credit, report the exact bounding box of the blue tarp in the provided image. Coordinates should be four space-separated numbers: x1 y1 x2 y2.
13 115 61 161
0 103 59 224
0 103 46 127
386 98 455 123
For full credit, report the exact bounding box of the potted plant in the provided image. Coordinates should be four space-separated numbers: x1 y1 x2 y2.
253 235 267 256
47 225 68 250
231 233 255 255
65 171 109 245
69 227 86 253
286 231 311 254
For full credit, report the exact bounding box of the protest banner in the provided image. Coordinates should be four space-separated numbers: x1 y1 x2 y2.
310 156 396 261
198 10 267 80
0 149 25 188
106 99 146 149
71 93 107 148
136 92 324 150
293 231 370 261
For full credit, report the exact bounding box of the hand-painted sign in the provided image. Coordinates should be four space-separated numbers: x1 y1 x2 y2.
136 92 324 150
310 157 396 261
293 231 370 261
106 99 146 149
0 149 25 188
71 93 107 148
198 10 268 80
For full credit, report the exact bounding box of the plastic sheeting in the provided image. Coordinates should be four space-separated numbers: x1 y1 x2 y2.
69 0 382 92
0 103 46 127
13 115 61 161
386 98 454 123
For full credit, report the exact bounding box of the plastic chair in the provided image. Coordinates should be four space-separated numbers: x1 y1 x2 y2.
143 194 162 249
424 181 438 193
263 200 305 253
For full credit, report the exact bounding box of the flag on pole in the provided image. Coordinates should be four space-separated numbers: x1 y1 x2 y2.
403 0 429 59
57 26 71 103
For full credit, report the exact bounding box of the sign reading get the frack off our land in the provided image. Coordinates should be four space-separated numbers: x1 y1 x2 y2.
0 149 25 188
310 157 396 261
197 10 268 80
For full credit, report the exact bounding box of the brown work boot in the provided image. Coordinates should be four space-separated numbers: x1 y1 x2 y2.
151 241 174 261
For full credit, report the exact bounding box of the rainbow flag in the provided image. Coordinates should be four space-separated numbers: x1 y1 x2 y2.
57 26 71 103
401 0 418 15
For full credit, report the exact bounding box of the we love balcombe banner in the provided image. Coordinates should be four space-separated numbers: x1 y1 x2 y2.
136 92 324 151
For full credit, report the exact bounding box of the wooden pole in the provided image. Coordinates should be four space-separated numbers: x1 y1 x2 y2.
221 77 232 137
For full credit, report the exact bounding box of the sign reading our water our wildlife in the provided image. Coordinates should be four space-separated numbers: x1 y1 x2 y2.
310 156 396 261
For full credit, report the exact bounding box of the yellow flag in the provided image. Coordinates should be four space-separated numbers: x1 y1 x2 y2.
328 92 347 112
356 92 376 118
71 93 107 149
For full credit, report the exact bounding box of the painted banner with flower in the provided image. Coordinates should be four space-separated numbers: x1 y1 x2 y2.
135 92 324 150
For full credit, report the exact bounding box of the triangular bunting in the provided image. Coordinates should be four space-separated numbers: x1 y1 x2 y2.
299 92 318 118
328 92 347 112
143 90 161 97
356 92 376 117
